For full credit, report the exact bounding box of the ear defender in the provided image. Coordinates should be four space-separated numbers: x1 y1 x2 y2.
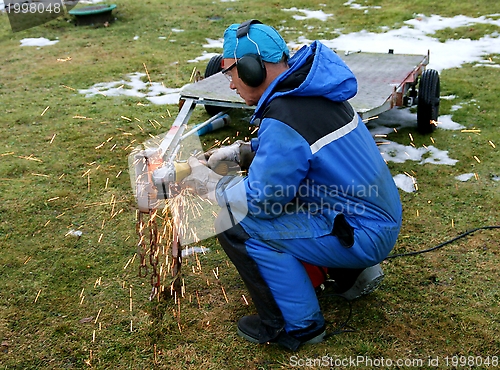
237 54 266 87
235 19 267 87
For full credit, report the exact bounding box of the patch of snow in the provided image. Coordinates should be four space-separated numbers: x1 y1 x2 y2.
474 62 500 68
437 115 466 130
441 95 456 100
372 109 460 166
343 0 381 11
78 72 182 105
393 173 417 192
203 38 224 48
282 7 333 21
286 14 500 73
20 37 59 47
187 51 221 63
455 173 475 182
378 141 458 165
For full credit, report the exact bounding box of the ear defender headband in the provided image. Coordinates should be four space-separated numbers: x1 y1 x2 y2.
235 19 267 87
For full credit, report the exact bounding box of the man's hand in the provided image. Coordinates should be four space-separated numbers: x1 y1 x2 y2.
206 140 243 169
181 156 223 202
205 140 255 171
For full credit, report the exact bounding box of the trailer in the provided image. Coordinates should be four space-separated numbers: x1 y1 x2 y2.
180 49 440 134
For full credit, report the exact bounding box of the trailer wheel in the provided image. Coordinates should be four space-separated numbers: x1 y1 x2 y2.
417 69 440 134
204 54 224 116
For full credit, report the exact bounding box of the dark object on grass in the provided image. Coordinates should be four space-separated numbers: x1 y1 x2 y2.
69 4 117 26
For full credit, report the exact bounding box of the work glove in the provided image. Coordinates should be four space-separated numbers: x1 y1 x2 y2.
181 156 222 202
205 140 255 171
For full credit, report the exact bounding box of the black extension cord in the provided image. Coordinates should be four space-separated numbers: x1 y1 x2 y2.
385 225 500 259
322 225 500 339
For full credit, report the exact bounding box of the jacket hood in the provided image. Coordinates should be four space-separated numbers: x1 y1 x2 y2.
253 41 358 121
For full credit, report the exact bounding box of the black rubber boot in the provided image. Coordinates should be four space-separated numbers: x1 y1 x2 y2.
237 315 326 350
328 264 385 300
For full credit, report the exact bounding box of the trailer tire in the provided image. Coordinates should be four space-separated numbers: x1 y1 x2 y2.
204 54 224 116
417 69 440 134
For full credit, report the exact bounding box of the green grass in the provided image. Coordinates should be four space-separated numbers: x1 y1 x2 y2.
432 24 500 43
1 0 499 369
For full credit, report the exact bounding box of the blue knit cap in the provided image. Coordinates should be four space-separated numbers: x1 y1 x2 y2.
223 21 289 63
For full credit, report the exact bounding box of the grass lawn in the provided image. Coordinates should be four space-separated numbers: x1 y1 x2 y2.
0 0 499 368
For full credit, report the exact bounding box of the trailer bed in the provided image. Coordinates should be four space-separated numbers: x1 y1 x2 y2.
180 50 429 120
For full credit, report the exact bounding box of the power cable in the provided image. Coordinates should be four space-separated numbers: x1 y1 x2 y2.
322 225 499 339
385 225 500 259
322 294 357 338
